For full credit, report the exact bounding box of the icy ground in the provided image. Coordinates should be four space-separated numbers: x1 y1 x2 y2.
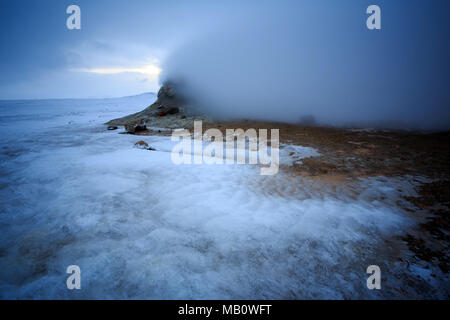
0 96 445 299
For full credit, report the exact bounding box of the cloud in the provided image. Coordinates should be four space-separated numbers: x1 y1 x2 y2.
76 63 162 80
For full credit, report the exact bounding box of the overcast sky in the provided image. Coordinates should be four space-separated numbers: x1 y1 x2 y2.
0 0 449 106
0 0 241 98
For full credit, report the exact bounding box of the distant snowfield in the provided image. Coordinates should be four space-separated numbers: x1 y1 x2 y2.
0 96 444 299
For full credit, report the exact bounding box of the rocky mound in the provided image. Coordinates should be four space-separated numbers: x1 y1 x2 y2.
106 82 210 132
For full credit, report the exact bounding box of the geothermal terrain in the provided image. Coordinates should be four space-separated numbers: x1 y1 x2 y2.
0 90 448 299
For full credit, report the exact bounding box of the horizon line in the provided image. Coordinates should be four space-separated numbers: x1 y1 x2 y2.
0 91 158 102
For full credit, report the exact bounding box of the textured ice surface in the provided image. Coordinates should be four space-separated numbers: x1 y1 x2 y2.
0 97 445 299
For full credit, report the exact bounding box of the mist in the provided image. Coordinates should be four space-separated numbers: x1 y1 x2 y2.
161 1 450 130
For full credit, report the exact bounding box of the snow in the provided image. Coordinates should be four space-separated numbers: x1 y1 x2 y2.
0 97 444 299
279 143 320 166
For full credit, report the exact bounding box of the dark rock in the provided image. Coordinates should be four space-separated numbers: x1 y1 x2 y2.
134 140 156 151
167 107 179 114
107 126 118 130
124 120 147 134
135 124 147 132
124 124 136 133
158 84 176 99
134 140 149 149
157 106 179 117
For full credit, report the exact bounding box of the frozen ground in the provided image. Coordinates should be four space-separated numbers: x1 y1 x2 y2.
0 96 446 299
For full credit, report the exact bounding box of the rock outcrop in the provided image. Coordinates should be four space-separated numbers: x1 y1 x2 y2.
106 82 212 131
155 83 181 116
124 120 147 134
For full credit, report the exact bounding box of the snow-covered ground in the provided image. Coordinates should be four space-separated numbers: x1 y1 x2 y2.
0 96 445 299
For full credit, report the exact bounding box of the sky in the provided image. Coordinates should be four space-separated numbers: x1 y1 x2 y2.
0 0 449 129
0 0 235 99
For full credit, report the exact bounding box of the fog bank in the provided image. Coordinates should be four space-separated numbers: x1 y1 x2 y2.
161 1 450 130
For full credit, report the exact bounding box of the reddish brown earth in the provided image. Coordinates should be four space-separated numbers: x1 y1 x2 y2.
135 120 450 178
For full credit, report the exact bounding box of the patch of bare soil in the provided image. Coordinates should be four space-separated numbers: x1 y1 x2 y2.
131 118 450 181
200 120 450 180
402 180 450 273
